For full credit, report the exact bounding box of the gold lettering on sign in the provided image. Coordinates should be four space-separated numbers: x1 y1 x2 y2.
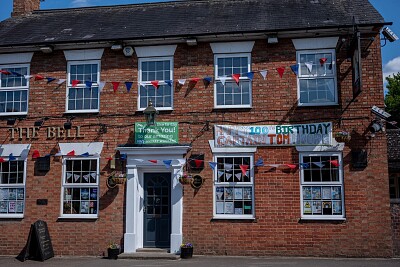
9 126 85 140
47 127 56 138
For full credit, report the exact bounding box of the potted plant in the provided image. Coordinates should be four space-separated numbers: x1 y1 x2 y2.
179 173 192 185
180 242 193 259
107 242 120 260
335 131 351 142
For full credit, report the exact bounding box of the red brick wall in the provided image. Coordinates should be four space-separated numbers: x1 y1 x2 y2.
12 0 41 17
0 35 393 257
391 203 400 256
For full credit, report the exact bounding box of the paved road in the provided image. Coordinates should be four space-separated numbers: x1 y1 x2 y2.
1 256 400 267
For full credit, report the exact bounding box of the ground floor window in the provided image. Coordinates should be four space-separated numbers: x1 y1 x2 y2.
389 173 400 199
213 154 254 219
300 152 345 219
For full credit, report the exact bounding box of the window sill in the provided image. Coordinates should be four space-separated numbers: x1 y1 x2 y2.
298 217 346 223
213 106 252 110
0 214 24 219
64 110 99 114
57 215 98 221
390 198 400 204
211 216 256 222
297 103 339 107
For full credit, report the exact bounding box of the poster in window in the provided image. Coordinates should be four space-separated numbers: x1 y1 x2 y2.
243 188 252 199
333 201 342 214
8 189 16 200
235 208 243 214
80 201 89 214
332 187 341 199
81 189 89 200
303 201 312 214
0 201 8 213
17 188 24 200
8 201 16 213
322 201 332 215
216 187 224 200
216 202 224 214
90 188 97 200
322 187 331 199
234 188 243 199
312 187 321 199
225 202 234 214
303 187 311 199
224 188 233 200
312 201 322 214
0 189 7 200
16 201 24 213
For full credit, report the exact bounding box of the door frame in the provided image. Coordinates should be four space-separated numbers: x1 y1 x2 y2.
117 145 190 254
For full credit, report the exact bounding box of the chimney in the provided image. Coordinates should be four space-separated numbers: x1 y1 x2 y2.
12 0 42 17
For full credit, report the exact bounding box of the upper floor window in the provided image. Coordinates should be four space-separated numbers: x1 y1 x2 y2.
211 41 254 109
292 37 338 106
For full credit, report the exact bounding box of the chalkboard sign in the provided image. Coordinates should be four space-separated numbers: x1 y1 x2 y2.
22 220 54 261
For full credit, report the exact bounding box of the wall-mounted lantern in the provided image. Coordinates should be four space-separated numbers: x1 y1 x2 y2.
143 99 159 126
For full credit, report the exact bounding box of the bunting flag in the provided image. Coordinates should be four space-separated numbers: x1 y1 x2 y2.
232 74 240 85
239 164 249 175
328 63 333 70
111 82 120 92
35 75 45 81
246 72 254 80
163 160 172 169
24 75 34 79
259 70 268 80
54 151 63 157
11 71 23 77
151 80 159 89
0 70 11 75
9 153 16 161
105 156 113 161
71 80 80 87
190 78 201 84
300 163 310 169
85 81 93 88
290 65 298 76
266 164 280 168
32 150 40 159
165 80 173 87
80 152 90 157
219 76 228 86
305 62 313 73
90 173 97 179
218 171 224 178
66 173 72 179
149 160 158 164
125 82 133 92
178 79 186 85
46 77 56 84
329 160 339 167
203 77 213 87
120 154 127 160
209 161 217 170
0 158 4 163
235 172 242 181
99 81 106 92
66 150 75 156
194 159 203 168
313 162 325 168
57 79 66 85
255 158 264 167
319 58 327 66
277 67 285 78
83 174 90 182
286 164 297 170
74 174 80 182
224 163 233 170
226 173 233 181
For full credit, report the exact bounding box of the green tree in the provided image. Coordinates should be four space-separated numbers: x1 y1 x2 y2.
385 72 400 124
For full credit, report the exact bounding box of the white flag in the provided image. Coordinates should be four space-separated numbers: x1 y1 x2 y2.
99 81 106 92
235 173 242 181
259 70 268 80
83 174 90 182
226 173 233 181
224 163 233 170
74 174 80 182
219 76 228 86
305 62 313 73
24 75 33 79
178 79 186 85
57 79 66 85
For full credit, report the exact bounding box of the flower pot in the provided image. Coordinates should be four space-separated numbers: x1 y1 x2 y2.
180 247 193 259
107 248 120 260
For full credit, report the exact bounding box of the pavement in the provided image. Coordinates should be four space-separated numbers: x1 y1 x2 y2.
1 256 400 267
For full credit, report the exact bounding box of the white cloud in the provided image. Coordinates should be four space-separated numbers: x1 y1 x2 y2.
383 56 400 80
71 0 91 7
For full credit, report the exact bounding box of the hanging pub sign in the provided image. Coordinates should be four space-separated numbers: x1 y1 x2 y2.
135 122 179 145
214 122 332 147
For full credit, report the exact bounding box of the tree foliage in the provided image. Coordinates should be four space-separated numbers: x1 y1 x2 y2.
384 72 400 124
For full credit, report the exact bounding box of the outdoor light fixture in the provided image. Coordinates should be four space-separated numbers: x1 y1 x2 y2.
40 46 53 54
382 27 398 42
143 99 159 126
64 121 72 130
186 38 198 46
123 46 134 57
34 119 44 127
7 118 16 125
267 34 278 44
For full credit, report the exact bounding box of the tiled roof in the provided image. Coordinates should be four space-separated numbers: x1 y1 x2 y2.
387 129 400 161
0 0 385 47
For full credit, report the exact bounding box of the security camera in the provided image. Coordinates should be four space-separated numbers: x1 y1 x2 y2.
371 105 391 119
382 27 398 42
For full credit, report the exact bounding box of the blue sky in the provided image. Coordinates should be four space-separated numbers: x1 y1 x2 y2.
0 0 399 90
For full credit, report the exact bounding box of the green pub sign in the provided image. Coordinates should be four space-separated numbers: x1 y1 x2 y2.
135 122 179 145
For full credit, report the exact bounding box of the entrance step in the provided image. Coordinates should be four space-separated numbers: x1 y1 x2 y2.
118 248 180 260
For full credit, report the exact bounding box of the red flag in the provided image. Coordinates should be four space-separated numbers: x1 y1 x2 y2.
194 159 203 168
329 160 339 167
0 158 4 162
35 75 45 81
105 156 113 161
277 67 285 78
71 80 80 87
0 70 11 75
286 164 297 170
190 78 201 84
111 82 120 92
239 164 249 175
319 58 327 66
149 160 158 164
150 80 159 89
232 74 240 85
32 150 40 159
67 150 75 156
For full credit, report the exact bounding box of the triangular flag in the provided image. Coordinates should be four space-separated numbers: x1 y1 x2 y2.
218 171 224 178
246 72 254 80
9 153 16 161
32 150 40 159
178 79 186 85
319 57 327 66
239 165 249 175
105 156 113 161
208 162 217 170
300 163 310 169
111 82 120 92
203 77 212 87
149 160 158 164
74 174 80 182
0 70 11 75
163 160 172 169
35 75 45 81
11 71 23 77
313 162 325 168
232 74 240 85
194 159 203 168
24 75 34 79
71 80 79 87
226 173 233 181
177 159 186 165
329 160 339 167
80 152 90 157
290 65 298 76
83 174 90 182
46 77 56 84
85 81 93 88
120 154 127 160
139 82 147 87
67 150 75 156
235 173 242 181
151 80 159 89
219 76 228 86
125 82 133 92
255 158 264 167
286 164 297 170
259 70 268 80
0 158 4 163
266 164 280 168
165 80 172 87
57 79 66 85
90 173 96 179
66 173 72 179
99 81 106 92
277 67 285 78
54 151 63 157
190 78 201 83
305 62 313 72
224 163 233 170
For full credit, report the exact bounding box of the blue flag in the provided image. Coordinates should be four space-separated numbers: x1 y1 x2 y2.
208 161 217 170
9 153 16 161
290 65 298 76
11 71 23 77
120 153 127 161
80 152 90 157
300 163 310 169
163 160 172 169
255 158 264 167
165 80 173 87
125 82 133 92
246 72 255 80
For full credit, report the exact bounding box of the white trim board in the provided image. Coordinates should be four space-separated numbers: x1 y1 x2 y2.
63 49 104 61
0 53 34 64
292 37 339 50
210 41 255 54
134 45 177 57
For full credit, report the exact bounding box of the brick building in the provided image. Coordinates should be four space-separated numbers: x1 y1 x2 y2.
0 0 396 257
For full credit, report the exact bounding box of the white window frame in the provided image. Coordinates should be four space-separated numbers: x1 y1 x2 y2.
299 152 345 220
0 63 30 116
213 153 255 219
296 48 337 106
65 59 101 113
60 156 100 219
213 53 252 109
0 158 27 218
138 56 174 111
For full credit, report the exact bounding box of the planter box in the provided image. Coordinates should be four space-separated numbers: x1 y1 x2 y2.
108 248 120 260
180 247 193 259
